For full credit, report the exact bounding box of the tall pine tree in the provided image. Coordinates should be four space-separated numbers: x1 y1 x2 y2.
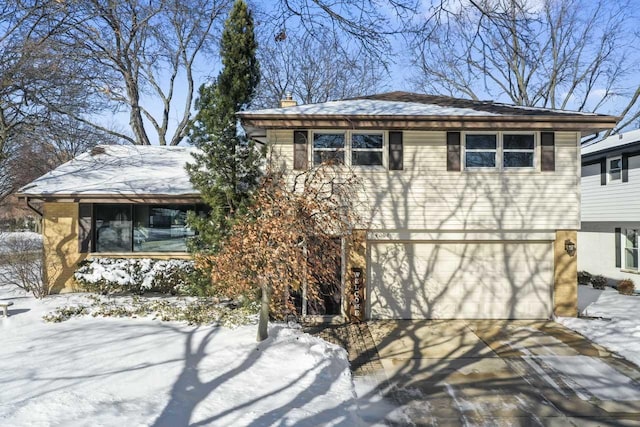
187 0 261 253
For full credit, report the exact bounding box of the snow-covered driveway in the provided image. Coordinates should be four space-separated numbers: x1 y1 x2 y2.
0 284 362 427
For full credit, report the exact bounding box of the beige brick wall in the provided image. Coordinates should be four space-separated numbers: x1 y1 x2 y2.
554 230 578 317
43 202 85 293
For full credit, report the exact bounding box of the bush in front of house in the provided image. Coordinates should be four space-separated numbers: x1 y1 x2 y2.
74 258 195 295
617 278 635 296
591 274 607 290
577 271 592 285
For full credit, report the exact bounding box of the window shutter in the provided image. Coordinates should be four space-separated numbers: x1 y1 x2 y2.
388 131 403 170
293 130 308 170
600 158 607 186
78 203 93 253
447 132 461 171
622 154 629 183
615 227 621 268
540 132 555 171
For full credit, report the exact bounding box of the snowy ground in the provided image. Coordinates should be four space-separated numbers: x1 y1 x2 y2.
558 285 640 368
0 281 374 427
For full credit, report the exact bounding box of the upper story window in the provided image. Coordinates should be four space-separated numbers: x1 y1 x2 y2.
311 131 386 168
313 133 345 166
464 132 536 170
503 134 535 168
352 133 383 166
465 134 497 168
608 156 622 182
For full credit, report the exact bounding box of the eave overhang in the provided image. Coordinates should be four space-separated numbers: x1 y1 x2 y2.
238 113 619 137
16 193 202 204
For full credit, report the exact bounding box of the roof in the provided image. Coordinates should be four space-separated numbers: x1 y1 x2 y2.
242 92 603 117
239 92 618 136
581 129 640 157
17 145 200 199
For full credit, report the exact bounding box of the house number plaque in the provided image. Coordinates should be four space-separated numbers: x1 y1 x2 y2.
350 267 365 323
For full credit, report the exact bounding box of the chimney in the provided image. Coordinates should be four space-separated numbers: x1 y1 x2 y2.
280 92 297 108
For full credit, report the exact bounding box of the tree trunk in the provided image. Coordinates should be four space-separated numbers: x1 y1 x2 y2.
257 283 270 342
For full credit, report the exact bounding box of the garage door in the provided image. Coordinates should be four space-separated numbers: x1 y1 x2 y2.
369 241 553 319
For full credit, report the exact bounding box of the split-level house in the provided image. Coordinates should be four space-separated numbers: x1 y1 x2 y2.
579 129 640 283
18 92 618 320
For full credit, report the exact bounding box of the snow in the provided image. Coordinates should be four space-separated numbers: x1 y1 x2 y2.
0 284 364 427
558 287 640 368
241 97 600 118
581 128 640 156
17 145 200 197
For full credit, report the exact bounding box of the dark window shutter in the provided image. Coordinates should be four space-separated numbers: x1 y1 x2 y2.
600 158 607 186
622 154 629 183
293 130 309 170
615 227 621 268
78 203 93 253
540 132 555 171
447 132 461 171
388 131 403 170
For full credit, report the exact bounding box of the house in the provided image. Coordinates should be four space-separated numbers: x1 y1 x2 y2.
238 92 618 320
16 145 205 293
18 92 618 320
579 129 640 284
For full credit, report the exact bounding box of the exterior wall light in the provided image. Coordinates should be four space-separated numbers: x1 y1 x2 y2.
565 239 576 257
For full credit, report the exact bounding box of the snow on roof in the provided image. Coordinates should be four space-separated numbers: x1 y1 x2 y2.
241 92 603 118
18 145 200 197
581 129 640 156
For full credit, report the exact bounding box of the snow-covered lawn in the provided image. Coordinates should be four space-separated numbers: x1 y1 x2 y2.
0 283 364 427
558 286 640 367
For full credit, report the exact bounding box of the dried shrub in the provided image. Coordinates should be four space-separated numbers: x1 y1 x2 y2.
0 232 51 298
577 271 592 285
617 279 635 295
591 275 607 290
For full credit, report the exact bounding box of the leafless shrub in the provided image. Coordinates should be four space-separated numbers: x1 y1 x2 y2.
0 233 51 298
617 279 635 296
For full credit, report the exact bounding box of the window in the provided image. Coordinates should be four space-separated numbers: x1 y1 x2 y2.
313 133 344 166
95 205 133 252
625 229 638 270
608 156 622 182
94 204 206 253
352 133 383 166
133 205 196 252
465 134 497 168
503 134 535 168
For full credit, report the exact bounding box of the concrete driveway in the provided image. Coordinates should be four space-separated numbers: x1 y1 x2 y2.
309 320 640 426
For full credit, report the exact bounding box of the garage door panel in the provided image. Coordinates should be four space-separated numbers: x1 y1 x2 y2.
369 242 553 319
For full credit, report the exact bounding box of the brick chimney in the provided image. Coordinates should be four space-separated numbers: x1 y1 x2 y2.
280 93 297 108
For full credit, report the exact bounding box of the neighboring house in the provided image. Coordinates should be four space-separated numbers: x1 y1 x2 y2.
579 129 640 284
18 92 618 320
17 145 205 293
238 92 617 320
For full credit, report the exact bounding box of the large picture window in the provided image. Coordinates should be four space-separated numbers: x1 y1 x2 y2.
94 204 205 253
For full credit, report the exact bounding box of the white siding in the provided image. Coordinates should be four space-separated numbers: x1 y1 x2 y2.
581 155 640 222
578 221 640 283
269 130 580 232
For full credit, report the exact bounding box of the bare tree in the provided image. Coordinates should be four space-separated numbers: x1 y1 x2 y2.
39 0 231 146
411 0 631 111
253 32 387 108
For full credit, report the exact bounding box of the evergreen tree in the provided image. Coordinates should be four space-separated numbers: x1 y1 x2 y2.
187 0 261 253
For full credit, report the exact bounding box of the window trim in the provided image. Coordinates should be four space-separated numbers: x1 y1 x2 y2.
608 156 622 183
624 228 639 272
310 130 387 169
462 131 538 171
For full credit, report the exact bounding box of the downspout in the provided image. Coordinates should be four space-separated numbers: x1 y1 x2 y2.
25 197 43 217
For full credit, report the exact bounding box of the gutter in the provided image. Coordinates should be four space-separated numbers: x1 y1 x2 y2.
25 197 43 217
